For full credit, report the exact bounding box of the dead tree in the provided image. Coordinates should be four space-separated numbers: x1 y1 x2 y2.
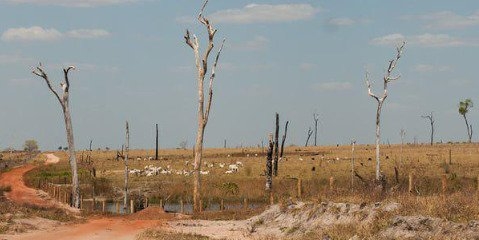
265 134 274 191
184 0 225 213
313 113 319 146
124 121 129 212
33 64 80 208
155 123 159 160
421 112 435 145
351 139 356 189
305 127 313 147
273 113 279 177
279 120 289 159
400 128 406 164
365 41 405 181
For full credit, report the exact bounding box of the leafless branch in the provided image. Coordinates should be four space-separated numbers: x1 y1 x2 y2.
63 65 76 93
384 41 405 83
204 38 225 123
365 71 380 102
32 63 62 105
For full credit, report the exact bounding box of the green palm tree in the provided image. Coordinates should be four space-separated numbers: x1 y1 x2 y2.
459 98 473 143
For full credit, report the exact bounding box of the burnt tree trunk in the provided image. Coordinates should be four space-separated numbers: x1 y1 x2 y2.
305 127 313 147
280 121 289 159
124 121 129 212
265 134 274 191
155 123 159 160
273 113 279 177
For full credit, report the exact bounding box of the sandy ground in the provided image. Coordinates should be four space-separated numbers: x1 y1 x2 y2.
0 153 166 240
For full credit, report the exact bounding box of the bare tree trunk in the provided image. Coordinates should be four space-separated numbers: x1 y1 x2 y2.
305 127 313 147
33 65 81 208
155 123 159 160
314 113 319 146
273 113 279 177
365 42 405 181
351 140 356 189
124 121 129 212
375 102 382 180
280 121 289 159
62 102 79 207
464 115 472 143
400 129 405 164
89 140 92 151
265 134 273 191
422 113 434 145
184 0 225 214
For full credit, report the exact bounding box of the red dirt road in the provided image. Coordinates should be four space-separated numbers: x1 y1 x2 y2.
0 154 166 240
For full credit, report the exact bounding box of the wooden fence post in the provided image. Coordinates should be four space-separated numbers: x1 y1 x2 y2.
441 174 447 195
130 199 134 214
297 178 302 198
102 200 106 212
243 198 248 210
220 199 224 211
180 199 184 214
329 176 335 191
269 191 274 205
116 201 120 214
408 173 413 194
80 195 83 209
199 199 203 213
160 199 163 209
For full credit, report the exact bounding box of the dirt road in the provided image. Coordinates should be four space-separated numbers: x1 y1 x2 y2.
0 153 165 240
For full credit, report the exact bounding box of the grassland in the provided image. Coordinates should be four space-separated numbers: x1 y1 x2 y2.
23 143 479 221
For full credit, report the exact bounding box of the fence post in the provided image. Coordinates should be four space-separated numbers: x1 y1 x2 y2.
116 201 120 214
297 178 302 198
269 191 274 205
243 198 248 210
329 176 335 191
102 200 106 212
441 174 447 195
449 149 452 165
180 199 184 214
220 199 224 211
199 199 203 213
130 199 134 214
408 173 414 194
160 199 163 209
80 195 83 209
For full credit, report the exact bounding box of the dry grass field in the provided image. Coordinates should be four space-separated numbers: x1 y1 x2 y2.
24 143 479 222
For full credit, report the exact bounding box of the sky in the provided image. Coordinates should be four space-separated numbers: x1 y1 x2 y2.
0 0 478 151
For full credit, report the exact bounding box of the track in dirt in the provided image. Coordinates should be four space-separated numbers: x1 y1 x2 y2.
0 153 166 240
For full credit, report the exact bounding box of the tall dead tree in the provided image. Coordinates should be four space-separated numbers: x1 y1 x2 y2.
33 64 80 208
184 0 225 213
279 121 289 159
265 134 274 191
351 139 356 188
124 121 129 212
421 112 435 145
155 123 159 160
273 113 279 177
313 113 319 146
365 41 405 181
400 128 406 164
305 127 313 147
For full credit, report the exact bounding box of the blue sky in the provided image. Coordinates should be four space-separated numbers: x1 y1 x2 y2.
0 0 478 150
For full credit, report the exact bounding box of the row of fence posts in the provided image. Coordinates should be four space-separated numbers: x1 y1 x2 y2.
40 173 479 215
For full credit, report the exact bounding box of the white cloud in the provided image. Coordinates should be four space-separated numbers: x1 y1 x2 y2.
66 29 111 39
1 26 62 42
370 33 406 46
371 33 477 47
0 54 33 65
299 63 317 71
408 10 479 30
327 17 355 26
5 0 137 7
210 4 318 24
2 26 110 42
314 82 352 91
233 36 269 51
414 64 453 73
